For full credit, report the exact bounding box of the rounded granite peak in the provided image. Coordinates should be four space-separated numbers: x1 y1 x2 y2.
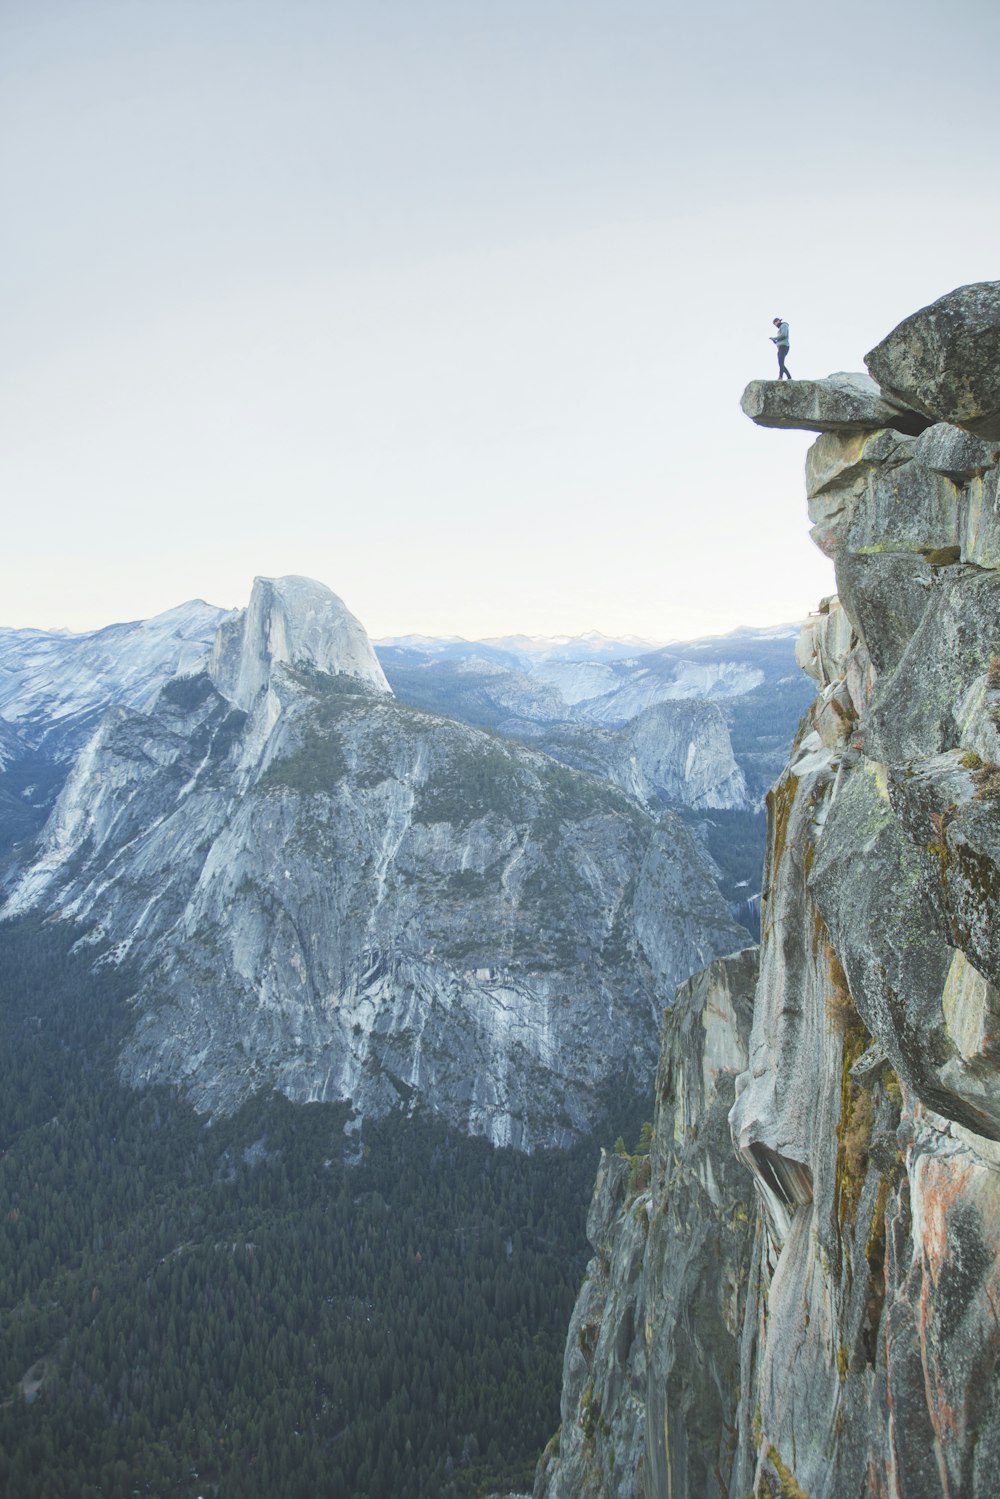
210 574 391 709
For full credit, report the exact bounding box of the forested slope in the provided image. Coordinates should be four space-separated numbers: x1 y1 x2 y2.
0 918 643 1499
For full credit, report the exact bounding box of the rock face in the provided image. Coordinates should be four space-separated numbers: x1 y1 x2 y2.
211 574 389 710
866 281 1000 441
2 576 747 1150
534 948 757 1499
541 284 1000 1496
612 700 748 810
536 699 749 813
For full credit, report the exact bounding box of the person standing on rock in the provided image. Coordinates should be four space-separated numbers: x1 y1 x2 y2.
770 317 792 379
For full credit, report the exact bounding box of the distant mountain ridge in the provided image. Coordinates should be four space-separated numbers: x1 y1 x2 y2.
376 628 666 664
0 611 802 744
0 600 229 746
0 603 811 950
376 623 803 731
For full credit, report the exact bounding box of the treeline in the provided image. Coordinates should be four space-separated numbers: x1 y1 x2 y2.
0 919 644 1498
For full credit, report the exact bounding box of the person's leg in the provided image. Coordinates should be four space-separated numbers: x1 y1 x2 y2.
778 347 791 379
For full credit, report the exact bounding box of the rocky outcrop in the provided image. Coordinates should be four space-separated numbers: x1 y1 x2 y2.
542 283 1000 1497
741 372 929 436
2 577 747 1150
865 281 1000 440
534 948 757 1499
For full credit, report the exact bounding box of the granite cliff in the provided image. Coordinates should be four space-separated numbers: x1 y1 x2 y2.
2 576 747 1150
538 282 1000 1496
534 948 759 1499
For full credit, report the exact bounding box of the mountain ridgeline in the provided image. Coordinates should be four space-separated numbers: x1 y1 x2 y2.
1 579 754 1152
0 580 814 1153
536 281 1000 1499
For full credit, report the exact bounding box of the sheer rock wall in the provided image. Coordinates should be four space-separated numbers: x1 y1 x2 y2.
539 282 1000 1497
534 948 758 1499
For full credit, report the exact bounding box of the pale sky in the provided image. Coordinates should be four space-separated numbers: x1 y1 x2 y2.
2 0 998 641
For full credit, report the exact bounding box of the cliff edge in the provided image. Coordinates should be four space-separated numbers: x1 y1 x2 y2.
539 282 1000 1497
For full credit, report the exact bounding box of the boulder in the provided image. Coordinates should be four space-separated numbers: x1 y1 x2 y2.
889 752 1000 999
865 281 1000 440
740 372 929 436
861 566 1000 765
809 760 1000 1139
913 422 1000 482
